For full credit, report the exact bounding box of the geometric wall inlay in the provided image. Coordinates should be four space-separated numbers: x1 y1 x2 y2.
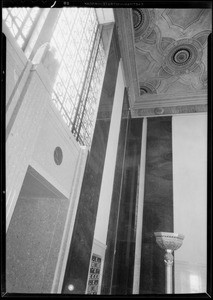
162 38 203 76
193 30 212 47
160 37 176 52
164 9 205 30
158 67 173 79
145 28 157 44
132 8 156 43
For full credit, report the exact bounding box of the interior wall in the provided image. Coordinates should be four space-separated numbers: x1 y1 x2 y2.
5 21 88 294
6 169 68 293
88 61 126 295
140 116 173 294
101 90 129 294
172 113 207 293
112 117 143 295
5 24 86 229
61 27 121 294
30 101 81 199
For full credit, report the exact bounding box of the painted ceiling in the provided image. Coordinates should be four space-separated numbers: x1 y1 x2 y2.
114 8 212 116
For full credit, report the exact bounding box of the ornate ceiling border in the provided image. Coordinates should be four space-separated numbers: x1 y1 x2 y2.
133 91 207 108
131 104 207 118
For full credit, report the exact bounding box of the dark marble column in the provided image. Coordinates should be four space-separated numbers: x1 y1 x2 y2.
62 27 120 294
101 90 129 295
111 117 143 295
139 116 173 294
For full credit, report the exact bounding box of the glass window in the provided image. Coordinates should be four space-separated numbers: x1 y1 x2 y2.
2 7 40 49
50 8 106 147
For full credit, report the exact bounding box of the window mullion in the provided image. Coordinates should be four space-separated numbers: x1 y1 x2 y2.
76 26 102 143
71 24 99 136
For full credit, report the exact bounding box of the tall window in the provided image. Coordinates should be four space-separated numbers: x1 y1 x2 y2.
50 8 106 147
2 7 40 49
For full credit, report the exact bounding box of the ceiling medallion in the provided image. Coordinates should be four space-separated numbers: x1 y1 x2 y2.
133 9 145 30
132 8 156 43
173 49 191 65
163 38 203 75
139 82 157 96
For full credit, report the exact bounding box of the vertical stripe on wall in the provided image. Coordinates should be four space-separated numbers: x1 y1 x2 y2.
101 90 129 295
111 117 143 295
61 27 120 294
140 116 173 294
133 117 147 294
94 60 126 245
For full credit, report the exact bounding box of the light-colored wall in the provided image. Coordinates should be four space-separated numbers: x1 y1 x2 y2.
172 113 207 293
94 60 125 245
6 28 87 226
30 99 81 199
5 22 88 293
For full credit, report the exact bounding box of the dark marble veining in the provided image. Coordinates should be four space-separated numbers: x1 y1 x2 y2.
101 90 129 295
111 118 143 295
140 117 173 294
62 27 121 294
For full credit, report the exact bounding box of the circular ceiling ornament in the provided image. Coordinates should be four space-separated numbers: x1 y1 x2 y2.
139 82 157 96
132 9 155 43
173 49 191 65
163 38 203 75
133 9 145 30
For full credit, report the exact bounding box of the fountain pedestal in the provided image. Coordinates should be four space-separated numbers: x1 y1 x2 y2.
154 232 184 294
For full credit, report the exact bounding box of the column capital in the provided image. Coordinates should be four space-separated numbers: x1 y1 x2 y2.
164 251 174 266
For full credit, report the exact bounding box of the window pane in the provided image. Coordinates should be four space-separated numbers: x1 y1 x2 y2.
50 8 106 147
2 7 40 49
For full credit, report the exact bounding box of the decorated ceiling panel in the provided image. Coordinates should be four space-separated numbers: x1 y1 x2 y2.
114 8 212 116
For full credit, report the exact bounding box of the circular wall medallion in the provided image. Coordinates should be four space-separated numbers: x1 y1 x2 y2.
163 39 202 75
154 107 164 115
54 147 63 165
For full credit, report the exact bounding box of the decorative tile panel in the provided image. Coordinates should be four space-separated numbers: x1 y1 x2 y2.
87 254 102 294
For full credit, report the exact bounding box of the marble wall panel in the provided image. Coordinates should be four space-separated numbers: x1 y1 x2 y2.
140 116 173 294
111 118 143 295
101 90 129 295
61 28 120 294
